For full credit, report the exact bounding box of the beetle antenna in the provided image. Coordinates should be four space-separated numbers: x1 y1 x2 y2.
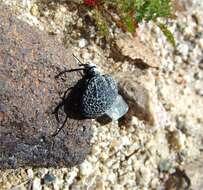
72 54 84 66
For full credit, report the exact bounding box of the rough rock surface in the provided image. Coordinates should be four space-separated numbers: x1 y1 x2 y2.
115 34 159 68
0 5 92 169
184 153 203 190
115 70 169 127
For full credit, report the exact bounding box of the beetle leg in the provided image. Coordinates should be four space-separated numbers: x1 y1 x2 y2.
62 87 73 100
52 115 68 137
52 101 64 123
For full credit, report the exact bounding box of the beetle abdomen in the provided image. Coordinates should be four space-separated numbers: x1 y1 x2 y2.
81 74 118 118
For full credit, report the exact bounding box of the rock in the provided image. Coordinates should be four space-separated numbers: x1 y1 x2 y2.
65 169 78 186
167 130 186 151
137 166 152 186
53 178 64 190
196 88 203 96
153 129 170 160
115 70 169 127
195 80 203 96
159 159 172 172
164 168 191 190
43 173 56 184
115 34 159 68
78 38 88 48
79 160 93 176
27 169 34 179
13 184 27 190
95 178 105 190
199 58 203 70
0 5 92 169
178 43 189 57
184 153 203 190
30 4 40 17
32 178 42 190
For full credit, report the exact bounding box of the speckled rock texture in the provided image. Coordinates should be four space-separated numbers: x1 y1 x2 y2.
0 5 92 169
184 153 203 190
115 35 159 68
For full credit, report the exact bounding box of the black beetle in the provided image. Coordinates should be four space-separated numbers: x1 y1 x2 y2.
52 55 118 136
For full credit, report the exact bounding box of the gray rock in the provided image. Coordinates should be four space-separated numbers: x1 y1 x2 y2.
43 173 56 184
0 5 92 169
159 159 172 172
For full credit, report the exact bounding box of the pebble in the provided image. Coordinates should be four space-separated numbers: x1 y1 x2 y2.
65 169 78 185
120 136 131 146
27 168 34 179
12 184 27 190
95 179 105 190
159 159 172 172
30 4 40 17
168 130 186 151
79 160 93 176
178 43 189 57
150 178 159 189
78 38 88 48
99 152 109 162
138 166 152 186
32 178 42 190
109 139 121 151
199 59 203 70
43 173 56 184
106 172 117 183
91 145 101 155
196 88 203 96
154 130 170 159
53 178 63 190
114 184 124 190
174 55 183 64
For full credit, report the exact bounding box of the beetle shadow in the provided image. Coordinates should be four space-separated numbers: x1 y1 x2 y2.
53 78 87 121
52 78 89 136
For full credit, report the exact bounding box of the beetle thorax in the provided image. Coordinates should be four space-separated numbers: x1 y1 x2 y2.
84 64 101 78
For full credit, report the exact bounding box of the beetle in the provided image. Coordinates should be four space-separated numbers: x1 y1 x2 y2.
52 55 118 136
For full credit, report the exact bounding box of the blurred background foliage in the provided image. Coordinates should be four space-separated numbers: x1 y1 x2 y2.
41 0 176 46
83 0 176 47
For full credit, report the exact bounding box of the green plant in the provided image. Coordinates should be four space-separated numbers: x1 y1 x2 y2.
84 0 176 47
